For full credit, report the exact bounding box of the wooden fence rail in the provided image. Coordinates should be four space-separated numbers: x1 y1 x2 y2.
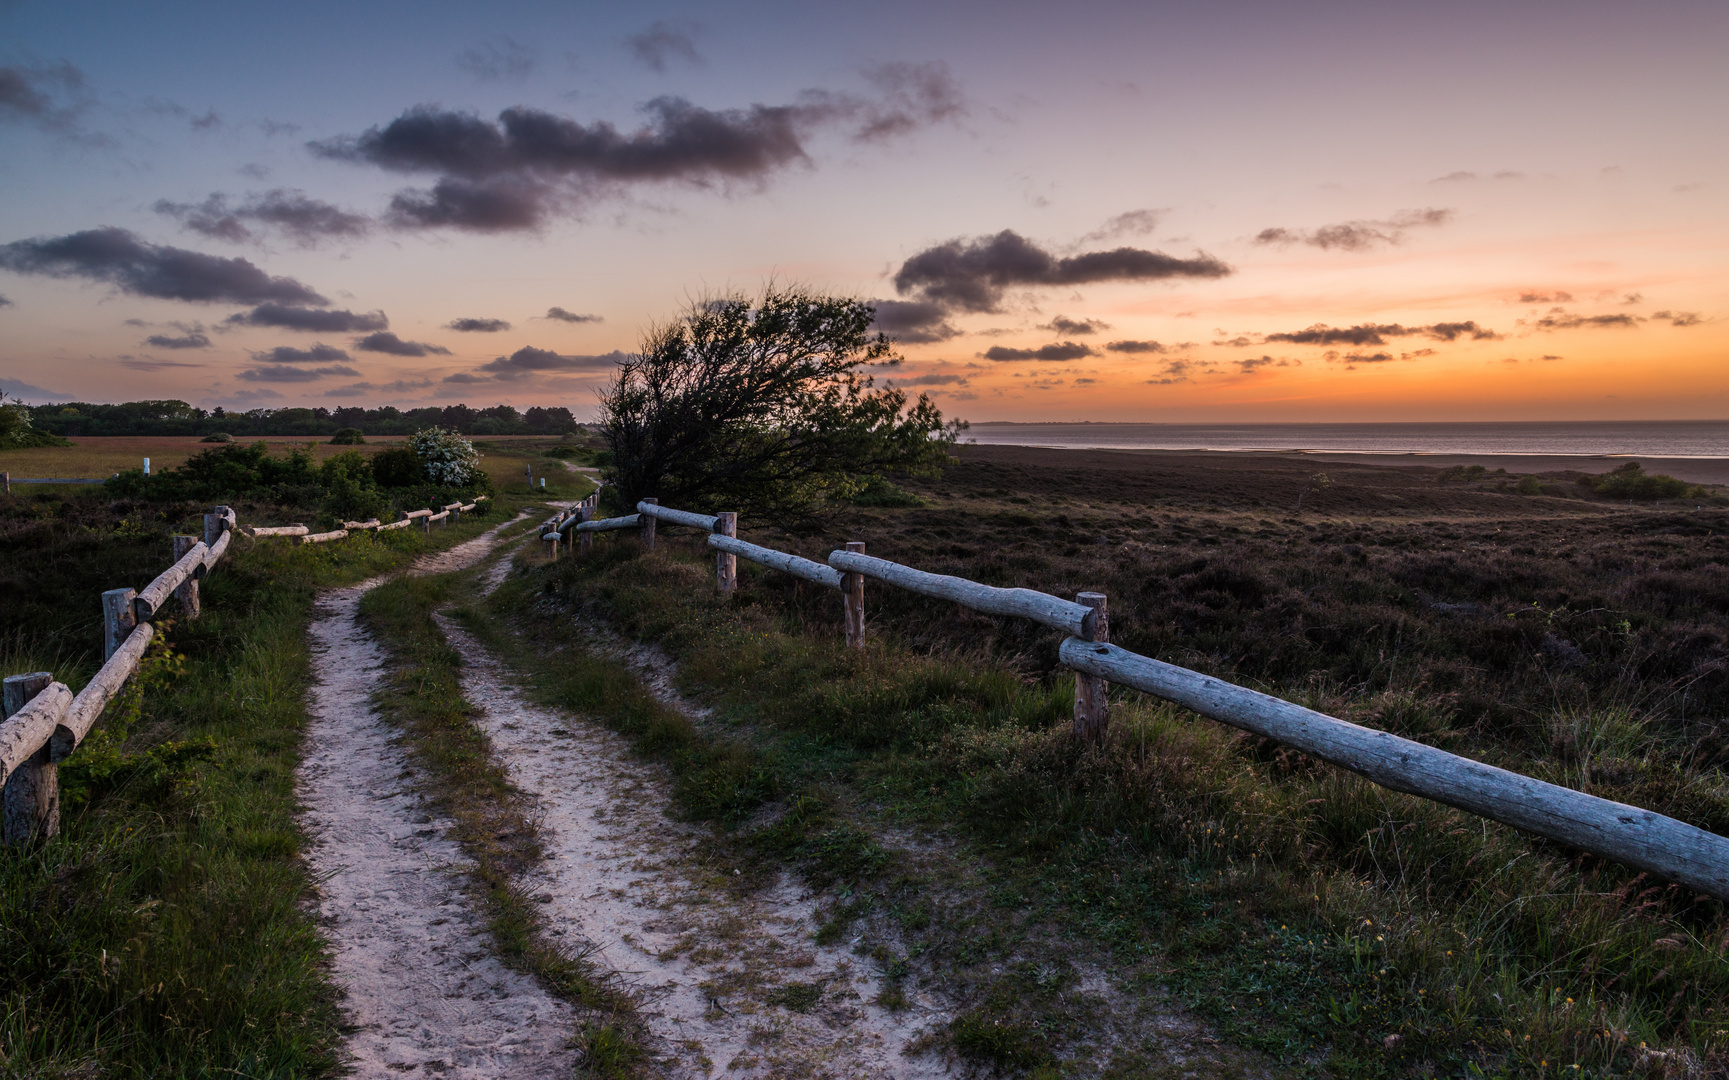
1 504 234 845
0 490 495 846
550 495 1729 901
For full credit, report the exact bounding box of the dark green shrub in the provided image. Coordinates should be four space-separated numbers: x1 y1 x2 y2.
1579 461 1687 500
200 432 231 443
329 427 366 445
370 445 425 488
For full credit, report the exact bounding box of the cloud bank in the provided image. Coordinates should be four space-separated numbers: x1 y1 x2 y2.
154 190 371 247
0 227 327 305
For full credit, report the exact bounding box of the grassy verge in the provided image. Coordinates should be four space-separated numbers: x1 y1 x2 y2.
354 539 645 1076
0 494 530 1078
499 517 1727 1079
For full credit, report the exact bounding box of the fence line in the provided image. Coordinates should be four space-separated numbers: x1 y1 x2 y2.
0 491 496 846
539 495 1729 902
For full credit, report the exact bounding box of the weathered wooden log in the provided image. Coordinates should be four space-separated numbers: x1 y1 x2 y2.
134 540 209 622
343 519 382 530
715 512 737 594
3 674 72 843
301 529 349 544
377 517 414 531
1072 593 1108 740
546 532 561 558
249 525 311 537
639 498 657 551
474 494 489 502
636 501 721 531
578 504 594 554
402 508 434 519
204 505 231 546
442 502 463 511
51 621 154 762
842 542 866 648
827 551 1098 639
1057 638 1729 901
171 536 201 617
205 525 232 566
428 510 449 524
707 534 844 590
460 502 476 512
571 513 641 534
102 588 137 661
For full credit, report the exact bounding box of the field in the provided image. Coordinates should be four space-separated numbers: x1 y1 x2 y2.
0 434 586 484
502 444 1729 1077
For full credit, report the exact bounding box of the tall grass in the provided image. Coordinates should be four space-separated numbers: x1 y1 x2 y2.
522 536 1728 1077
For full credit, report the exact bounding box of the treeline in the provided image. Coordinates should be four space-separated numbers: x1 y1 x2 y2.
26 400 581 438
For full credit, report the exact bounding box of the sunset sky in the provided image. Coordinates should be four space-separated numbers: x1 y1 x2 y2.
1 0 1724 423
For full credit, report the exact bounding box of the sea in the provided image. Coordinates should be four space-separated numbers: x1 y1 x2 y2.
961 421 1729 459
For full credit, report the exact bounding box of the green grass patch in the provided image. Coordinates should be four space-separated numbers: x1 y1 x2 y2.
506 531 1729 1078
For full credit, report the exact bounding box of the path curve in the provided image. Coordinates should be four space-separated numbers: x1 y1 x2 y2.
297 517 578 1078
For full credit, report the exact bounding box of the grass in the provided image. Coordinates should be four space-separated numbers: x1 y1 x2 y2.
0 481 542 1077
489 446 1728 1078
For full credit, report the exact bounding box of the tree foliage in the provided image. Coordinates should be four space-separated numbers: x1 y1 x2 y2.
598 288 963 523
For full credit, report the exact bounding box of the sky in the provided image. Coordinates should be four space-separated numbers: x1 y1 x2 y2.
0 0 1724 424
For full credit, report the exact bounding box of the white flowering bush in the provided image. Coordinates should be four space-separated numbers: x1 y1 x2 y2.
408 426 482 486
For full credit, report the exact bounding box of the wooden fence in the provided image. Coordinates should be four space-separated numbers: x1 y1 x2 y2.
543 498 1729 902
1 506 235 845
0 493 495 845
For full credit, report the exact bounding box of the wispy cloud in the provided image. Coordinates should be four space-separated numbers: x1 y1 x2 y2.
1254 208 1453 251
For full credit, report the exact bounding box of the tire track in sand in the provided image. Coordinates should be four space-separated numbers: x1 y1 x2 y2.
435 558 955 1078
298 517 578 1078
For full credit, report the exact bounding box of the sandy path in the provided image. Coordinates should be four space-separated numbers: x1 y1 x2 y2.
431 565 954 1078
298 517 579 1078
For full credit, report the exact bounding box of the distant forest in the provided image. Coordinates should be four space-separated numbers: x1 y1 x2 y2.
24 400 582 438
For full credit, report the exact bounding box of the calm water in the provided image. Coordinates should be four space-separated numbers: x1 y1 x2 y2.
963 421 1729 458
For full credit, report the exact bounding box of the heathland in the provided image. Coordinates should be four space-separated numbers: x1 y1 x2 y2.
497 444 1728 1077
2 436 1725 1078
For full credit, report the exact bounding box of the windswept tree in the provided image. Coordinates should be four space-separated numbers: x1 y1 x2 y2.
598 287 962 522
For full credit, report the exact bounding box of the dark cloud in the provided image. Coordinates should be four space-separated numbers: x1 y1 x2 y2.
0 294 11 307
627 21 703 72
1104 339 1165 354
1236 355 1280 372
890 373 969 386
1652 310 1702 327
1254 208 1453 251
143 331 210 349
153 190 372 247
1266 321 1498 346
544 307 602 323
456 345 626 381
118 357 205 371
982 341 1095 362
227 304 388 332
238 363 360 382
446 316 511 332
1518 291 1574 304
251 343 352 364
324 378 434 398
0 61 91 135
1533 311 1641 331
456 38 536 81
354 331 451 356
0 227 328 305
849 61 966 142
1080 209 1162 245
1041 314 1109 336
1342 352 1397 365
894 229 1231 313
315 75 965 231
869 298 959 343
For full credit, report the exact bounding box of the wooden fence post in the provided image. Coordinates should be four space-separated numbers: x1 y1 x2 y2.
547 532 560 559
421 514 431 535
171 536 201 618
842 541 866 648
102 588 138 661
204 505 229 547
1073 592 1109 740
640 498 657 553
579 504 593 555
3 672 59 844
715 512 737 594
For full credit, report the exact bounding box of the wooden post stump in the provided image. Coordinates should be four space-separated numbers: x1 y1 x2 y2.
579 505 593 555
548 533 560 559
1073 592 1110 740
640 498 657 553
102 588 138 661
204 505 230 547
3 673 58 845
842 541 866 648
171 536 201 618
715 512 737 594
